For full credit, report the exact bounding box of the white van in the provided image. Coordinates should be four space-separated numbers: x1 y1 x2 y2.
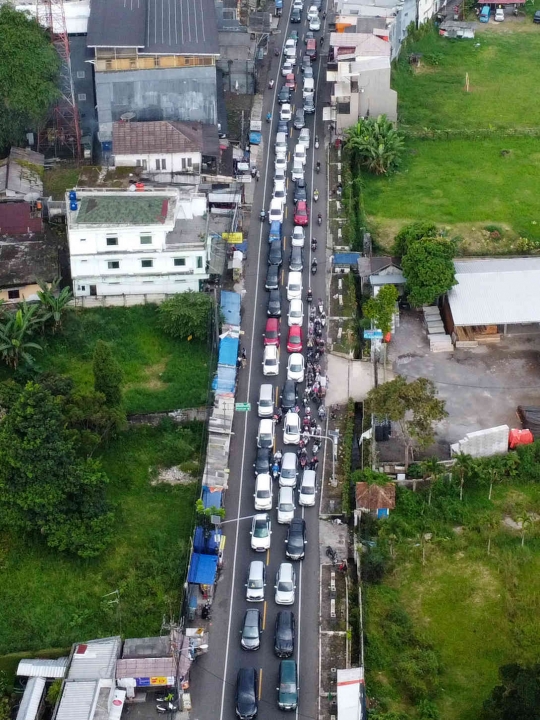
293 143 306 166
302 78 314 99
275 131 288 158
287 271 303 301
298 469 316 506
258 383 274 418
269 197 284 224
291 159 304 182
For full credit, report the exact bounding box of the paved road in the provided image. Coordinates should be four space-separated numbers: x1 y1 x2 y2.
191 5 330 720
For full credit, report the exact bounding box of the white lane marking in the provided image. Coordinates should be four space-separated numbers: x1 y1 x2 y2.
217 18 293 720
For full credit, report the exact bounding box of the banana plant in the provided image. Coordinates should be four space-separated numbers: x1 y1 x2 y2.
37 278 73 332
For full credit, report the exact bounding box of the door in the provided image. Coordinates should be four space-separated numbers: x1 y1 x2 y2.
89 285 97 297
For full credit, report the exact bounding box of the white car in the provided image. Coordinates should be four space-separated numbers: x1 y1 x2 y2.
257 418 275 449
273 179 286 204
277 487 296 524
309 15 321 30
254 473 273 511
291 161 304 183
274 155 287 176
291 226 305 247
293 143 307 166
263 345 280 376
282 59 294 76
279 452 298 488
298 128 310 149
246 560 266 602
280 104 292 122
284 47 296 64
275 562 296 604
286 271 302 301
287 298 304 327
274 166 286 183
292 0 303 9
495 7 504 20
298 469 316 506
283 411 301 445
287 353 305 382
251 513 272 552
285 38 297 52
268 197 284 224
307 5 318 20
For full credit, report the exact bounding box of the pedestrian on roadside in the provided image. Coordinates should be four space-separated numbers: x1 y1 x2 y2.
256 170 260 181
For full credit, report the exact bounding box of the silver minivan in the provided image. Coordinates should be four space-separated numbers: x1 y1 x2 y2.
258 383 274 418
298 469 316 506
280 452 298 488
246 560 266 602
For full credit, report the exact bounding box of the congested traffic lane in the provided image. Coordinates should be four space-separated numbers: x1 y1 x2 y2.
190 3 330 720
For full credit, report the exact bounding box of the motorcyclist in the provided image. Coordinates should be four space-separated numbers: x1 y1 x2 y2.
317 213 322 225
313 189 319 201
274 449 283 464
316 161 321 173
307 288 313 302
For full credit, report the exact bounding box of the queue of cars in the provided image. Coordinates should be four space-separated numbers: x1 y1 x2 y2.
236 2 326 718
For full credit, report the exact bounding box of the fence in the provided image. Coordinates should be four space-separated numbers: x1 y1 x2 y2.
72 293 176 308
400 125 540 140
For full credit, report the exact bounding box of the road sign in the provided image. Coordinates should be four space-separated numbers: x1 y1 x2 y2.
211 515 222 526
235 402 251 412
364 329 383 340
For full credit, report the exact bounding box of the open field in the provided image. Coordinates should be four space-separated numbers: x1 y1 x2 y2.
5 305 212 413
0 421 201 656
364 481 540 720
393 29 540 131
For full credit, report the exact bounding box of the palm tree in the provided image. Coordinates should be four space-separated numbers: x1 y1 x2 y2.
37 278 73 332
0 302 43 369
477 511 499 555
515 513 532 547
452 453 474 501
419 456 442 506
345 115 404 175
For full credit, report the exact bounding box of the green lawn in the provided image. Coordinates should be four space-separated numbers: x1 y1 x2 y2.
393 29 540 131
0 422 201 655
363 136 540 247
364 482 540 720
28 305 211 413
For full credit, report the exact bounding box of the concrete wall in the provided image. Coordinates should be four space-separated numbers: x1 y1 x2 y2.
336 66 397 132
114 151 202 173
95 66 218 142
72 291 200 307
72 272 204 297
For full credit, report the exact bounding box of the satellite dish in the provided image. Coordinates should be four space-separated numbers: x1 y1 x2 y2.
120 112 136 121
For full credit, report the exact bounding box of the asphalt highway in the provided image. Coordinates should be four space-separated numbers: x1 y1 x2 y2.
191 3 330 718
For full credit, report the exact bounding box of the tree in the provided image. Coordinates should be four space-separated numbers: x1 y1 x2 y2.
0 382 114 557
363 285 399 336
419 457 443 506
475 510 499 555
483 663 540 720
452 453 475 501
345 115 404 175
37 278 73 332
0 301 43 368
402 239 457 307
393 222 439 258
477 454 518 501
0 5 60 150
158 291 213 341
365 376 447 467
93 340 123 408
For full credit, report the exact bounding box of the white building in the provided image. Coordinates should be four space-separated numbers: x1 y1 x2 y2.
66 187 212 299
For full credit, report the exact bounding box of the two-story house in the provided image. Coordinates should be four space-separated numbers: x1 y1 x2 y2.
86 0 220 148
66 188 212 299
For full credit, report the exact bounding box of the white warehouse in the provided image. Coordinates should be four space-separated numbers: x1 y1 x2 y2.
66 187 211 300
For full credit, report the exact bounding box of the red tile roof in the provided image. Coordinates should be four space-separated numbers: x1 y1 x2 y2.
355 482 396 512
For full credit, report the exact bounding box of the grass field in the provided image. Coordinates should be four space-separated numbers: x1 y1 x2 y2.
15 305 212 413
0 422 201 655
393 29 540 131
364 482 540 720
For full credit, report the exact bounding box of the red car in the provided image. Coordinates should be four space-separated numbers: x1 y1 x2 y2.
264 317 281 346
294 200 309 226
285 73 296 90
287 325 303 353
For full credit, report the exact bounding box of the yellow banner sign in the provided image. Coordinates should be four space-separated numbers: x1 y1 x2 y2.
223 232 243 244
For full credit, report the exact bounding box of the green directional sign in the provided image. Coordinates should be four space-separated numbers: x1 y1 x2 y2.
235 402 251 412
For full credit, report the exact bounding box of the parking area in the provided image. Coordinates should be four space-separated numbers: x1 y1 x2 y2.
388 311 540 452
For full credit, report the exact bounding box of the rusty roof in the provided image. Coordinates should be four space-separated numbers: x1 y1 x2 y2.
355 482 396 512
113 121 219 157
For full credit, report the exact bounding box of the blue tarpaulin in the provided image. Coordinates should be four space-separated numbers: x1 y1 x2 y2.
188 553 218 585
221 291 241 327
202 486 223 509
333 253 360 266
212 365 236 394
218 337 239 367
193 526 221 555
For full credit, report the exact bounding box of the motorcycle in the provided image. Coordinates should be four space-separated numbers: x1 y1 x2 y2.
316 161 321 174
315 136 319 149
156 694 176 703
307 289 313 303
311 258 318 275
266 112 272 123
271 464 280 481
309 306 316 321
269 79 275 89
317 213 322 226
311 237 317 251
313 189 319 202
317 299 324 315
326 545 338 564
259 210 266 222
318 405 327 420
157 703 179 714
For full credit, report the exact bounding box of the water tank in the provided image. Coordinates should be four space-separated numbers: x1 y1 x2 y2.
70 201 78 211
69 190 77 202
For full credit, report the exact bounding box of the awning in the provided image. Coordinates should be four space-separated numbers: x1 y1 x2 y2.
202 486 223 509
188 553 218 585
218 337 239 367
208 193 241 204
212 365 236 394
220 291 241 327
193 526 221 554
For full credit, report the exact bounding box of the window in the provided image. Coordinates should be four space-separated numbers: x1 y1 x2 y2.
81 259 88 263
140 235 152 245
78 93 87 102
174 258 186 266
196 256 203 269
77 70 86 78
143 280 154 284
106 237 118 246
155 158 167 171
181 157 193 171
108 261 120 269
141 259 153 268
78 285 86 292
7 289 20 300
136 159 141 166
223 9 235 19
80 238 86 242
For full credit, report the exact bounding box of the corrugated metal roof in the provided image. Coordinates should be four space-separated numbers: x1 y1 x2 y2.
448 258 540 326
16 677 46 720
68 637 121 681
56 681 99 720
17 658 68 679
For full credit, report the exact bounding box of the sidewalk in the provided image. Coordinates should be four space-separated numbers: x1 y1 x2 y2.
325 354 376 405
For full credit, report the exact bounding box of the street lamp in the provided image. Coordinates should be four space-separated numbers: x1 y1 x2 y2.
312 429 339 487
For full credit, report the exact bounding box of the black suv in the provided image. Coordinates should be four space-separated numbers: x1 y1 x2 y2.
290 7 301 21
294 178 307 204
278 85 292 104
281 379 297 411
274 610 295 658
265 264 280 290
289 245 303 272
268 240 283 266
267 289 282 317
236 668 258 720
254 447 271 476
286 518 306 560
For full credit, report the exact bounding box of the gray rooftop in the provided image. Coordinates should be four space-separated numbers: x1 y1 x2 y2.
67 637 121 681
87 0 219 55
448 257 540 326
56 681 98 720
17 657 68 679
0 148 44 200
122 636 171 658
0 237 58 289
